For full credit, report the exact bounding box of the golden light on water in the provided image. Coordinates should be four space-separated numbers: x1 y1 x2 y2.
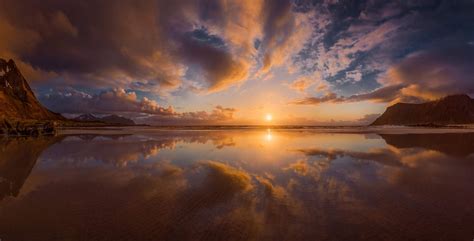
265 129 273 141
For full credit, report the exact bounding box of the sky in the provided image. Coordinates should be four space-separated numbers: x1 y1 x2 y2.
1 0 474 125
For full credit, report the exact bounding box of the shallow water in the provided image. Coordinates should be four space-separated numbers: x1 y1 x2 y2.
0 129 473 241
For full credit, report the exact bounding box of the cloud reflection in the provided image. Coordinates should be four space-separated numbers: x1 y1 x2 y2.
0 130 473 240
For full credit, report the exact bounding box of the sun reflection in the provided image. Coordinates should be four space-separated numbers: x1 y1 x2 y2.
265 129 273 141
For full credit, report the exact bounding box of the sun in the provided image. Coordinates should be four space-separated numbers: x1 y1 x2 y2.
265 114 273 122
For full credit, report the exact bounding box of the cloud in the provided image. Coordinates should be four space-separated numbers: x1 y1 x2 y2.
2 0 474 121
292 43 474 105
290 84 405 105
0 0 187 91
40 87 238 124
0 0 316 94
139 105 237 125
294 0 474 97
258 0 314 73
289 77 314 92
40 88 175 115
291 92 340 105
177 30 249 92
382 44 474 100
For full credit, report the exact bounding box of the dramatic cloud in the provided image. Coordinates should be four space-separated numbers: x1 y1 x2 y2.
293 0 474 101
0 0 314 94
293 44 474 105
138 105 237 125
40 88 237 124
381 44 474 100
291 84 406 105
1 0 474 122
177 30 249 92
40 88 175 115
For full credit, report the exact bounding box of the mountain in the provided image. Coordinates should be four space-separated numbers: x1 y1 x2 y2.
74 114 135 125
0 58 64 120
371 94 474 126
74 113 99 122
100 114 135 125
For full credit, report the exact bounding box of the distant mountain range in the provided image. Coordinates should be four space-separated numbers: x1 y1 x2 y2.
0 58 64 121
371 94 474 126
74 113 135 125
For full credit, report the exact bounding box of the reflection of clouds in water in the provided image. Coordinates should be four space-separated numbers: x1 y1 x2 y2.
1 131 474 240
0 158 304 240
40 132 237 166
283 158 330 182
40 136 176 166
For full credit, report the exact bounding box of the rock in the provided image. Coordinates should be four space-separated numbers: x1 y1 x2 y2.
371 94 474 126
0 58 64 120
0 119 56 137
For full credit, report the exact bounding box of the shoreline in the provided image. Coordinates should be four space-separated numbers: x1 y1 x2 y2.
57 125 474 135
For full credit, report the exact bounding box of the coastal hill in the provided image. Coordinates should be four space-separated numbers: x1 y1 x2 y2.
0 58 64 120
371 94 474 126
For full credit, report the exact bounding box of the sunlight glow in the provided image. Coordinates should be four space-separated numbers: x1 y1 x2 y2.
265 114 273 122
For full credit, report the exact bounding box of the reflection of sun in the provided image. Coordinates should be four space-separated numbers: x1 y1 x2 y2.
265 114 273 122
265 129 273 141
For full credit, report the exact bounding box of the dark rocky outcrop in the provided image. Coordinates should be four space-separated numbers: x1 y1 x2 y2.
371 94 474 126
0 119 57 136
0 58 64 121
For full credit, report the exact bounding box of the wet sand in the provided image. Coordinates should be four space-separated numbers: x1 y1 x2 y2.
0 129 473 241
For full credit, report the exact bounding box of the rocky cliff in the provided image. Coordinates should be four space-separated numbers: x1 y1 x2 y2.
0 58 64 120
371 94 474 126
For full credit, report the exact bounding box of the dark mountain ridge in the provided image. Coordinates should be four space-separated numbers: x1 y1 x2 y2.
74 113 135 126
0 58 64 120
371 94 474 126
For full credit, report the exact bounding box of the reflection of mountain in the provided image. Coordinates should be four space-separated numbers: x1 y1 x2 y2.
1 131 474 241
74 134 132 141
41 136 176 166
380 133 474 157
0 136 61 200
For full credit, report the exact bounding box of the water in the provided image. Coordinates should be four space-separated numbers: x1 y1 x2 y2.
0 128 473 241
